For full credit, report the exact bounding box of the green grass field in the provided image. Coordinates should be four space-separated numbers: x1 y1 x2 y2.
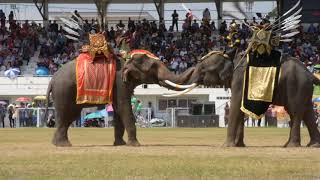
0 128 319 180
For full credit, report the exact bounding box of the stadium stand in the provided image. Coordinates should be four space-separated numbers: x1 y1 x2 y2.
0 8 319 77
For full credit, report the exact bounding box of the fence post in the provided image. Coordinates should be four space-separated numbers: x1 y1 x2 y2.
171 108 174 128
105 115 108 128
147 108 151 127
36 108 40 128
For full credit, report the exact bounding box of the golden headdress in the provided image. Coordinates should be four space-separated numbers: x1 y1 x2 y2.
81 33 109 59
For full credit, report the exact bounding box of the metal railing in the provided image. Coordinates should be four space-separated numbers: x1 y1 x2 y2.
14 107 55 128
166 107 189 128
12 107 153 128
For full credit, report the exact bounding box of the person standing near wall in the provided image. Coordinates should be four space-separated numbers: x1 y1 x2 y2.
271 105 277 127
265 106 272 127
0 104 6 128
172 10 179 32
148 102 154 119
8 105 14 128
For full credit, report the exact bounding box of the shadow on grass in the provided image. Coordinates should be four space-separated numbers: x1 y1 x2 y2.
141 144 215 147
72 144 215 148
72 144 290 148
72 144 114 148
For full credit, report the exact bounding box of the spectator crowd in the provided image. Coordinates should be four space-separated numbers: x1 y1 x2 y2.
0 8 319 76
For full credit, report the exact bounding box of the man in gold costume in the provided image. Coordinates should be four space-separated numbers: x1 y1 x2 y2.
225 22 241 49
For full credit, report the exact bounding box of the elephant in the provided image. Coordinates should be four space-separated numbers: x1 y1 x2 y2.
226 52 320 147
45 51 195 147
165 50 320 147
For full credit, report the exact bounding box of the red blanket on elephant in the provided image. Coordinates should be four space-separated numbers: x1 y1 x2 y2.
76 53 116 104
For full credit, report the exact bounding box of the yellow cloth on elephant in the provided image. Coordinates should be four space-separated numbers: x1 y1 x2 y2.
240 51 281 119
247 66 277 102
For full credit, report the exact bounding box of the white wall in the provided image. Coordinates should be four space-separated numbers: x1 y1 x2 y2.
0 77 51 102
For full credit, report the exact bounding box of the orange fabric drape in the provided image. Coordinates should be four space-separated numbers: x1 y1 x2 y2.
76 53 116 104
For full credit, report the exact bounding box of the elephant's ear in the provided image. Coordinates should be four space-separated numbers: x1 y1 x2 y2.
133 54 158 72
219 61 233 82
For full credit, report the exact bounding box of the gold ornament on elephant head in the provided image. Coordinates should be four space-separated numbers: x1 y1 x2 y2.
249 28 272 55
83 33 109 59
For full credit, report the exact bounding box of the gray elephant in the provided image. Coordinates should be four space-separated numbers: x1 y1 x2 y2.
165 51 320 147
45 51 194 147
226 52 320 147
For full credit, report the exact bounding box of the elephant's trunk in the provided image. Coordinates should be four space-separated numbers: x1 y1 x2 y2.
157 63 196 91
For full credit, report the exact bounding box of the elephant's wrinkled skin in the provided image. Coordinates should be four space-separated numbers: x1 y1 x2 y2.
180 52 320 147
45 53 194 147
227 53 320 147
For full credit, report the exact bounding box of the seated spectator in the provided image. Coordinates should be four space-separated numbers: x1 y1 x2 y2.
192 20 199 31
5 61 12 70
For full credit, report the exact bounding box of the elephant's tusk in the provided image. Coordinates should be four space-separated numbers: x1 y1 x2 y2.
162 85 198 97
164 80 197 89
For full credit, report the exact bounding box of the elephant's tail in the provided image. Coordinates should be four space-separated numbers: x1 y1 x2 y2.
43 78 53 124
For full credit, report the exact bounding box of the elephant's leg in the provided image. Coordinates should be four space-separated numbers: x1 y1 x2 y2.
113 111 126 146
122 110 140 146
235 116 246 147
114 72 139 146
303 104 320 147
52 108 81 147
284 113 301 147
225 90 243 147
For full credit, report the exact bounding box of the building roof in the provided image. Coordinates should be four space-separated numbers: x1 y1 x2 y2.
50 11 155 26
0 0 272 3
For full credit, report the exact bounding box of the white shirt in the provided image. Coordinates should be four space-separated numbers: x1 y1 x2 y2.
171 59 179 69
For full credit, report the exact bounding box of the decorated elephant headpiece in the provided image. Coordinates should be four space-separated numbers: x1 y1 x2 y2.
81 33 110 59
244 0 302 55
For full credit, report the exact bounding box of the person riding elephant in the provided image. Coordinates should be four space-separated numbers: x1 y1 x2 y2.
224 22 241 49
116 29 132 59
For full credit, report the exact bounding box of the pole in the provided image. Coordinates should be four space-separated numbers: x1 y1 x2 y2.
153 0 164 21
43 0 48 25
215 0 223 30
171 108 174 128
148 108 151 127
105 115 108 128
94 0 108 31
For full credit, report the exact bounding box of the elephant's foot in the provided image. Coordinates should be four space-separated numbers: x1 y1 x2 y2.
113 139 127 146
52 137 72 147
284 140 301 148
223 141 236 147
127 139 141 147
307 140 320 148
235 140 246 147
